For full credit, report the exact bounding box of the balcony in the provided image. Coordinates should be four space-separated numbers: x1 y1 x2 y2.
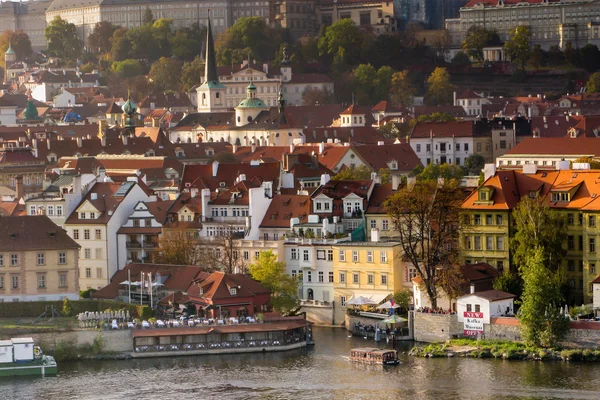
143 242 157 248
126 241 141 249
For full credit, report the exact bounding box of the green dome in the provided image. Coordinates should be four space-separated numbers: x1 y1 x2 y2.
5 44 15 55
237 98 268 109
122 98 137 115
247 82 256 90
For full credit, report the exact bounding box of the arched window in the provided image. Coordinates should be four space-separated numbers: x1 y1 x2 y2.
201 93 206 105
247 116 252 122
237 116 241 123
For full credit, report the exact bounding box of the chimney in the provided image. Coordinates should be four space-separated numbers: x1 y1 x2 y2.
122 135 128 145
470 283 475 294
98 167 106 182
190 188 199 198
101 135 106 147
289 143 295 153
557 159 570 170
232 143 237 153
377 141 384 146
251 143 256 153
32 139 38 158
152 118 160 128
453 91 457 106
212 160 219 177
392 174 400 191
320 173 331 186
318 142 324 154
371 228 380 242
201 188 211 221
46 138 51 150
76 137 82 148
371 172 381 184
483 163 496 181
73 174 82 197
14 176 24 200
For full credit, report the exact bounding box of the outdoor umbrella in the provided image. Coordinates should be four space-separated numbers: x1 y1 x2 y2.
119 280 131 285
376 301 401 309
382 315 407 324
346 296 378 306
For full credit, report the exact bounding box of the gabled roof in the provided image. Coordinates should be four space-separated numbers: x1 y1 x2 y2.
260 194 311 228
371 101 406 114
311 179 372 200
365 183 393 214
411 120 476 139
340 104 370 115
352 143 422 171
0 215 80 251
505 137 600 157
210 179 260 206
186 271 270 300
65 181 140 224
305 126 385 144
460 289 516 302
180 162 280 192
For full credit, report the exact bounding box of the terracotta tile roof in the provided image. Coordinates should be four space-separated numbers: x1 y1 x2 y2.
593 275 600 284
504 137 600 157
461 263 499 282
464 0 558 6
462 289 516 301
210 180 260 206
371 101 407 114
412 105 466 118
233 144 322 163
340 104 371 115
283 104 346 128
167 192 204 215
0 215 80 251
138 92 192 109
352 143 422 172
260 194 311 228
531 116 581 138
0 199 23 217
457 89 482 99
186 271 270 300
365 184 393 214
312 179 372 200
411 120 476 139
306 126 385 144
65 181 139 225
93 263 209 299
145 199 176 224
180 162 280 192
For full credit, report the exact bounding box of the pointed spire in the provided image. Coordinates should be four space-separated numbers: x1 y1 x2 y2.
5 42 15 56
204 13 220 85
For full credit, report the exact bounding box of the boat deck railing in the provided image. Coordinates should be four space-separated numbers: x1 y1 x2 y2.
134 337 304 353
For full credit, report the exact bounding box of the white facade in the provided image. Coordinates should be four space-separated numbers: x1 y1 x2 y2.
410 136 475 166
53 90 76 108
0 104 17 126
457 293 515 325
455 94 490 118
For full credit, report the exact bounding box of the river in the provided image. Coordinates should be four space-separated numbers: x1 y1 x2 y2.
2 327 600 400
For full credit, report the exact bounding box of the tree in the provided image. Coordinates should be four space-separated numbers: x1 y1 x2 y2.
511 196 567 271
504 25 531 70
425 67 455 106
203 232 248 274
390 70 416 107
149 57 182 92
547 45 565 67
0 30 32 67
143 6 154 25
587 72 600 93
151 18 174 60
87 21 115 54
518 248 570 347
573 156 600 169
110 59 145 78
154 227 205 266
437 264 466 308
23 99 40 121
384 180 464 308
413 163 464 182
45 16 82 60
127 24 158 61
393 289 413 314
352 64 394 105
564 41 579 66
110 27 130 61
332 165 391 183
302 86 334 106
248 250 299 314
462 26 499 63
318 19 363 69
462 154 486 176
528 44 545 70
493 270 523 299
451 51 471 67
180 56 204 91
579 44 600 73
62 297 73 317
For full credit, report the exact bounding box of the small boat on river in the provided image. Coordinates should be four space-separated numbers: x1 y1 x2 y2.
0 338 57 377
350 347 399 366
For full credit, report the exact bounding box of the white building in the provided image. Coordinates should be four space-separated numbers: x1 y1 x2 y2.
409 121 481 166
64 179 150 290
454 90 490 118
457 290 516 325
0 96 18 126
52 89 76 108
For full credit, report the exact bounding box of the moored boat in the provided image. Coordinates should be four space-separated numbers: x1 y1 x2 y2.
0 337 57 377
350 347 399 365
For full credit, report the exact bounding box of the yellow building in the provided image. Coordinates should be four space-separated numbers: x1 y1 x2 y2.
332 239 405 323
0 215 80 301
461 166 600 304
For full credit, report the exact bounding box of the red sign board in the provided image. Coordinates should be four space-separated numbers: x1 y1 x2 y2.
463 311 484 336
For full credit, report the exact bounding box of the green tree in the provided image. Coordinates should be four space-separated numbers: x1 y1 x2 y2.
332 165 391 183
318 19 363 70
393 289 413 313
564 41 579 66
413 163 464 182
462 26 499 63
143 6 154 25
390 70 416 107
504 25 531 70
180 56 204 91
87 21 115 55
547 45 565 67
417 112 456 123
437 264 467 308
154 227 204 266
61 297 73 317
493 270 523 299
248 250 299 314
384 180 464 309
451 51 471 67
151 18 174 59
519 248 570 347
149 57 182 92
511 196 567 271
425 67 455 106
127 24 157 60
45 16 82 60
462 154 486 176
0 30 32 67
528 44 545 70
110 59 146 78
579 44 600 73
302 86 334 106
23 99 40 121
110 27 130 61
352 64 394 105
170 30 202 61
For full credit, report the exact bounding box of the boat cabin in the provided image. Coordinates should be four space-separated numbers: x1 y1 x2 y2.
350 347 398 365
10 338 35 362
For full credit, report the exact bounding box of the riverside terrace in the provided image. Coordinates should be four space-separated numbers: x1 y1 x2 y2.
130 316 313 358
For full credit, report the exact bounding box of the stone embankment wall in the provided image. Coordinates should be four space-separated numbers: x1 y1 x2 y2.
413 313 462 342
29 329 132 353
302 306 334 326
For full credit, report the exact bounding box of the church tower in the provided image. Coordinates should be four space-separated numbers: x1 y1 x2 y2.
4 43 17 83
196 16 227 113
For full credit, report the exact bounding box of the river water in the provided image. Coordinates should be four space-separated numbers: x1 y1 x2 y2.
2 327 600 400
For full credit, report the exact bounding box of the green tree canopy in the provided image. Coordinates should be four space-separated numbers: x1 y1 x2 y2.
170 24 205 61
462 26 500 63
0 29 32 67
317 19 363 70
579 44 600 73
451 51 471 67
390 70 416 107
412 163 464 182
417 112 456 123
45 16 82 60
352 64 394 105
518 247 570 347
87 21 115 55
425 67 455 106
149 57 182 92
23 99 40 121
110 59 146 78
110 27 131 61
302 86 334 106
332 164 391 184
248 250 299 314
504 25 531 70
462 154 486 176
180 56 204 91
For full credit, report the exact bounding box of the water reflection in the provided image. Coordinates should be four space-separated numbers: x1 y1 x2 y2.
2 327 600 399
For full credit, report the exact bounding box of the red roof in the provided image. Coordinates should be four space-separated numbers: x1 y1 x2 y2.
187 271 270 301
371 101 406 114
260 194 311 228
65 181 140 224
340 104 370 115
505 137 600 157
463 0 558 6
352 143 422 172
411 121 476 139
180 162 280 192
365 184 394 214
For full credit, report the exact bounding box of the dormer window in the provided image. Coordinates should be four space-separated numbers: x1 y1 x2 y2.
199 288 203 295
478 191 488 201
80 212 86 219
229 288 237 295
90 212 96 219
551 192 570 202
